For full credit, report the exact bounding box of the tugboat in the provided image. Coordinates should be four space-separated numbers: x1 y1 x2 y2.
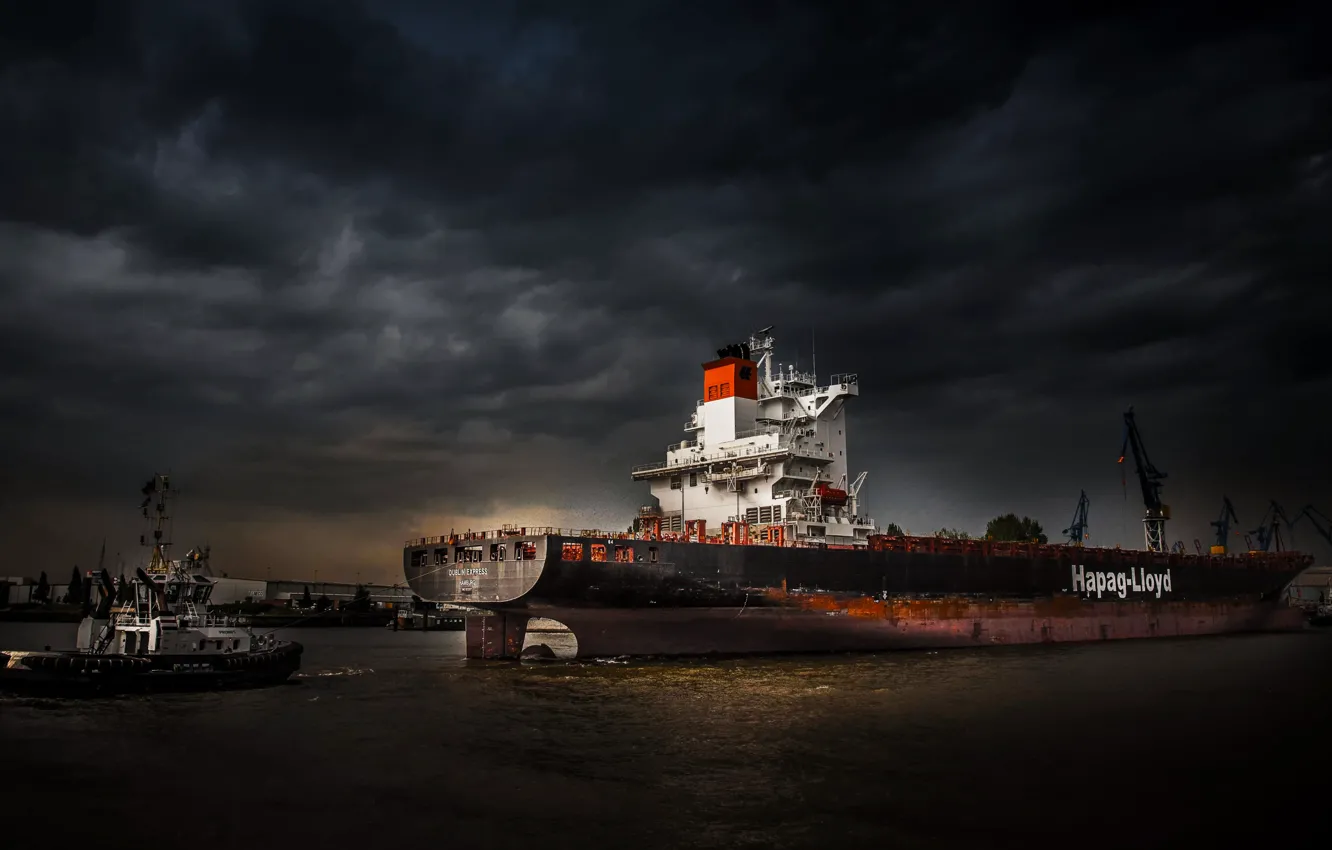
0 474 303 696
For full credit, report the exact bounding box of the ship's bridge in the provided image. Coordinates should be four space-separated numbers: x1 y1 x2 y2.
631 328 875 546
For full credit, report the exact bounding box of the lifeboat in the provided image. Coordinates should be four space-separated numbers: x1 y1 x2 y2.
815 484 849 505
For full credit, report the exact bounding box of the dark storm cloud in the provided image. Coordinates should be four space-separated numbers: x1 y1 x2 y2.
1 0 1329 575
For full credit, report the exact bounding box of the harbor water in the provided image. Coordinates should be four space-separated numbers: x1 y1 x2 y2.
2 622 1328 849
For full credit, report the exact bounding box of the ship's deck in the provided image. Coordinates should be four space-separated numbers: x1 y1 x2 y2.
404 527 1312 573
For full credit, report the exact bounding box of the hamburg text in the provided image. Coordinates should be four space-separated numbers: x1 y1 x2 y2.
1070 564 1172 599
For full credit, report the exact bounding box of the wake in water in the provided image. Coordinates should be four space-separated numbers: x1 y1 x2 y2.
296 667 376 678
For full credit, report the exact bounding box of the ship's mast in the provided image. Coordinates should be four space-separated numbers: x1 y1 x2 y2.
751 325 776 391
139 473 177 574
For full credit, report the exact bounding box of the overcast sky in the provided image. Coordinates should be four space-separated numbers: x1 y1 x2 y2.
2 1 1328 582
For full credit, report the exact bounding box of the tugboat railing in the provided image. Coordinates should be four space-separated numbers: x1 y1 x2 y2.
112 613 242 628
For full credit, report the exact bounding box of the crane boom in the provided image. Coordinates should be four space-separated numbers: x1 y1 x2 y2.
1118 406 1168 553
1290 505 1332 549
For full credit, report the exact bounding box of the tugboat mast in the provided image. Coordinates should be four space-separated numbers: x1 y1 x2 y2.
139 473 177 575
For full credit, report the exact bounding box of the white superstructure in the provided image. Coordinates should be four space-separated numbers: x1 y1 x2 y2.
631 328 877 547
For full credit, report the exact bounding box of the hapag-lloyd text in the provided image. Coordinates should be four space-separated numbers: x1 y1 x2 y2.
1071 564 1172 599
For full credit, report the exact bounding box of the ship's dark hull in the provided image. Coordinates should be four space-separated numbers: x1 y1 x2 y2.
0 641 303 697
403 534 1312 659
468 599 1307 660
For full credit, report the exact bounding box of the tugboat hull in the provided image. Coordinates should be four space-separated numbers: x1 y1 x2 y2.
0 642 303 697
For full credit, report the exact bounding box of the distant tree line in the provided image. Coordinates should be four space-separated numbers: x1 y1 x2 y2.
877 514 1048 544
26 568 83 606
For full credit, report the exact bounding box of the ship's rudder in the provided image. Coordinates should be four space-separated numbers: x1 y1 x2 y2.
464 611 530 659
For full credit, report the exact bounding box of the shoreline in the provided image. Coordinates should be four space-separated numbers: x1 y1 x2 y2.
0 608 396 627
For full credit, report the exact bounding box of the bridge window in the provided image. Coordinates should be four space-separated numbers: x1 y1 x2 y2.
670 476 681 490
517 542 537 560
562 543 584 561
417 551 429 567
434 548 448 565
459 546 483 563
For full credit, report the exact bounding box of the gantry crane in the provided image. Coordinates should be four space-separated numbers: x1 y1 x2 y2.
1209 496 1239 555
1118 406 1169 553
1063 490 1090 545
1248 500 1296 553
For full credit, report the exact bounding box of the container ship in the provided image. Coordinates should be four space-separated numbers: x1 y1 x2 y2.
403 328 1313 660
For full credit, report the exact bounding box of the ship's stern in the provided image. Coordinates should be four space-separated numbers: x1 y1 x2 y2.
403 533 558 659
403 534 550 606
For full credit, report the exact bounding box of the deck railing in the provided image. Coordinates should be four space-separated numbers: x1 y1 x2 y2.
631 439 821 475
112 612 241 628
407 527 632 547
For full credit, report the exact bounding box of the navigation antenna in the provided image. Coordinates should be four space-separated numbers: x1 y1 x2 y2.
138 473 178 574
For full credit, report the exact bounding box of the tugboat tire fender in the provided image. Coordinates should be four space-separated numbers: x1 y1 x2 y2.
22 654 154 674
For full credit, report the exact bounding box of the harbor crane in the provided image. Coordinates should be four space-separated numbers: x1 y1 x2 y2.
1063 490 1090 545
1209 496 1240 555
1118 406 1169 553
1248 501 1296 552
1290 505 1332 550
